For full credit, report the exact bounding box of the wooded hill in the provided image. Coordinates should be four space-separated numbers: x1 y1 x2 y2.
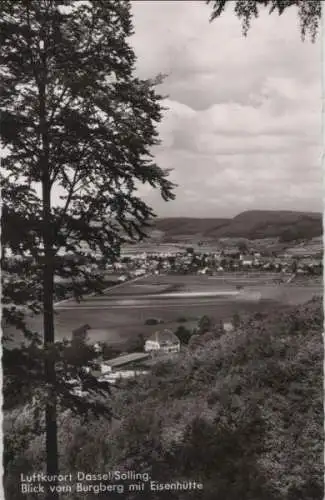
153 210 322 242
4 298 323 500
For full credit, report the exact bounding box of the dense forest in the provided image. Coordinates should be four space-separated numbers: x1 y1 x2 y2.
4 297 323 500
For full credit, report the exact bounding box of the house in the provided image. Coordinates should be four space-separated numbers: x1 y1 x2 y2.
223 321 234 333
197 267 209 275
144 329 180 353
132 268 146 277
241 257 254 267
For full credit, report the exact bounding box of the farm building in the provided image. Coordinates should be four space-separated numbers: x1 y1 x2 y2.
241 257 254 267
100 352 150 374
99 352 150 384
144 329 180 353
98 369 149 384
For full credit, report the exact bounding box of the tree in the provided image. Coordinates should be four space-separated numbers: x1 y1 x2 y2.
1 1 174 498
63 335 96 368
188 334 203 350
101 343 121 360
175 325 192 345
237 241 248 254
232 312 241 329
206 0 321 41
132 334 145 352
197 315 213 335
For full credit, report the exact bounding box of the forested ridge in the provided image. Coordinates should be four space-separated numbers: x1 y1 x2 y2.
153 211 322 241
4 297 323 500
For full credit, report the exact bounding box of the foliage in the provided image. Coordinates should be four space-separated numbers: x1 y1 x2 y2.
1 0 175 489
144 317 164 325
187 333 203 350
197 315 213 334
206 0 321 41
101 343 122 360
98 300 323 497
176 316 188 323
232 311 241 328
3 340 111 417
279 226 311 242
174 325 192 345
1 0 175 333
128 333 145 352
4 298 323 499
237 241 248 253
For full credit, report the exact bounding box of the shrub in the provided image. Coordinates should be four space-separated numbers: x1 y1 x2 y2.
174 325 192 345
176 317 188 323
144 317 164 325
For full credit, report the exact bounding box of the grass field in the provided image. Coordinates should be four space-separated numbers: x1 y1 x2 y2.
4 273 322 348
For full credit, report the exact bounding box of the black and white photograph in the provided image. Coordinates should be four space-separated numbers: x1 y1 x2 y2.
1 1 323 499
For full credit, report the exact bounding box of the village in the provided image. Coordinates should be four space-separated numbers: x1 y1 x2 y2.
63 235 322 396
114 237 323 280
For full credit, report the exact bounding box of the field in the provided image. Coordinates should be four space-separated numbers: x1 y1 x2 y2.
4 273 322 348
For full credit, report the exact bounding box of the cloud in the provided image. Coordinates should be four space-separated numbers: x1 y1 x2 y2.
131 1 321 217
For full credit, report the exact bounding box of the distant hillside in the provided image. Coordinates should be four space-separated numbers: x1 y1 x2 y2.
153 217 229 237
153 210 322 242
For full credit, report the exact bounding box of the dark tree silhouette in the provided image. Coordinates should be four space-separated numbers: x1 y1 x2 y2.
206 0 321 41
1 1 174 498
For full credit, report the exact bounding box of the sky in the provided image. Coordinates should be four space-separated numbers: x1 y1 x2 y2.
130 1 322 218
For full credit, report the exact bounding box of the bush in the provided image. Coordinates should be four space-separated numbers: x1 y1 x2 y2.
197 315 212 334
5 298 323 500
174 325 192 345
176 317 188 323
144 317 164 325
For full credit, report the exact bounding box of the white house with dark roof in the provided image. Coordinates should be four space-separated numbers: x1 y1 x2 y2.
144 329 180 353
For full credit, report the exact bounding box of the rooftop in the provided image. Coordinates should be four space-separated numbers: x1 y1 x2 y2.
103 352 150 368
147 329 180 344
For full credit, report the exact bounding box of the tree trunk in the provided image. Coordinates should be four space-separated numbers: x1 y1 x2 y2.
42 189 58 498
39 36 59 500
44 255 59 500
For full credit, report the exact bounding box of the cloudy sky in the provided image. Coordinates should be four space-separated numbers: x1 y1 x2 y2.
130 1 322 218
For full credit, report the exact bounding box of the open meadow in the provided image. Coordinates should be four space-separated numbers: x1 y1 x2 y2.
4 273 322 349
